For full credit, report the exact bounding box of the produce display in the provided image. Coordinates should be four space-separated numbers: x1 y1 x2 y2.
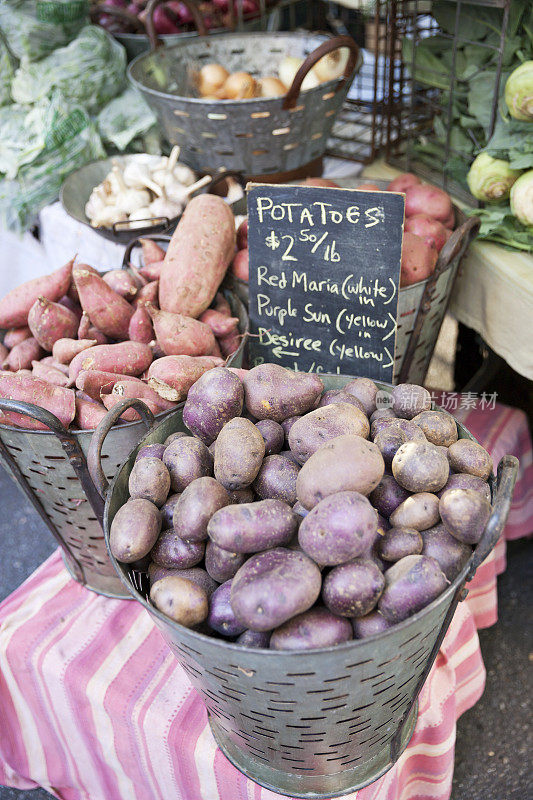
403 0 532 251
194 49 350 100
229 173 456 288
109 365 493 649
0 193 245 430
84 148 209 228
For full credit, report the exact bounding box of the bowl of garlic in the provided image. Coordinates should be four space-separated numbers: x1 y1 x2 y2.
60 149 219 243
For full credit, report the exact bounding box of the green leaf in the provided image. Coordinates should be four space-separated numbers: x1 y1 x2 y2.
467 205 533 252
432 1 502 40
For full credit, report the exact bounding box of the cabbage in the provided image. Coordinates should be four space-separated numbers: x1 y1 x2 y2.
11 25 126 113
0 0 88 63
505 61 533 122
510 170 533 227
97 87 156 152
466 153 522 202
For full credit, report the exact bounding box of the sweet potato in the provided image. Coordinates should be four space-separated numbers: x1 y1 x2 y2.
214 292 232 316
52 338 98 364
102 393 164 421
231 249 249 281
159 194 236 318
387 173 421 193
236 218 248 250
139 261 164 282
3 327 31 349
405 184 453 222
3 337 42 371
102 269 139 300
68 264 98 304
31 360 69 387
147 355 223 402
73 267 134 339
75 369 137 400
140 238 166 265
405 214 448 252
27 296 79 352
128 305 154 344
146 303 215 357
74 396 109 429
40 357 69 376
198 308 239 337
68 342 153 383
0 344 7 364
0 372 75 429
400 232 438 287
109 379 176 412
0 259 73 328
218 329 242 358
134 281 159 308
77 312 91 339
87 327 108 345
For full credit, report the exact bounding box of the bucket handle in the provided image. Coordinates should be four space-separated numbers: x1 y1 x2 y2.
90 4 146 32
282 35 359 111
0 398 109 584
145 0 207 50
87 399 155 500
397 214 480 385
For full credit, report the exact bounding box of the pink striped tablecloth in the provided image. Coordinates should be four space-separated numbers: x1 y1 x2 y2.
0 400 531 800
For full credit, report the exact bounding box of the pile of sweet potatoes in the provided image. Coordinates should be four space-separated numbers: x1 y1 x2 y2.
0 194 243 431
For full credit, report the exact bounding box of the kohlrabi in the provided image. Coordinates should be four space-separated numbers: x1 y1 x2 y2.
510 170 533 227
505 61 533 122
467 153 522 202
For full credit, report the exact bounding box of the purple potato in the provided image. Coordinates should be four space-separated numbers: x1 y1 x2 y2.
164 431 188 446
128 457 171 508
148 564 218 597
230 547 322 631
293 501 309 518
150 576 208 628
173 477 230 542
322 559 385 617
378 555 448 623
288 403 370 464
412 410 458 447
207 580 247 637
214 417 265 491
236 629 271 648
342 377 378 416
298 491 378 566
255 419 285 455
278 449 300 464
377 527 423 562
208 499 297 553
447 439 493 481
110 498 161 563
392 441 449 493
229 488 255 504
421 524 472 581
161 493 181 528
151 530 205 569
437 473 491 503
370 474 411 518
183 367 243 445
317 389 366 413
371 417 427 442
243 364 323 422
439 488 491 544
163 436 213 492
252 455 299 504
389 492 440 531
391 383 431 419
352 611 393 638
370 408 396 424
205 540 246 582
136 443 166 461
270 607 352 650
281 416 301 439
373 428 409 468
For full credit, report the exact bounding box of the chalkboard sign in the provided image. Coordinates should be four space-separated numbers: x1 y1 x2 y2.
247 184 405 381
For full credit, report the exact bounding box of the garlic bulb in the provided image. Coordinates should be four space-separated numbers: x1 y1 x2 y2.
149 195 183 220
127 207 153 228
85 185 108 220
165 174 212 205
90 206 127 228
122 160 162 196
112 165 151 215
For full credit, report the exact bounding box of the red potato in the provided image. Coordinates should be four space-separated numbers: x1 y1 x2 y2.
387 173 421 193
74 396 109 429
139 261 164 282
405 214 448 252
300 177 340 188
356 183 380 191
102 392 164 421
52 338 98 365
404 184 453 223
442 209 455 230
159 193 236 318
76 369 140 400
68 342 153 383
108 379 176 412
73 267 134 340
0 372 75 429
31 361 69 387
198 309 239 337
3 327 31 349
102 269 139 300
231 249 249 281
128 305 154 344
400 232 438 287
28 297 79 351
146 304 216 357
3 337 42 371
0 259 73 329
140 238 166 265
236 218 248 250
133 281 159 308
147 355 223 401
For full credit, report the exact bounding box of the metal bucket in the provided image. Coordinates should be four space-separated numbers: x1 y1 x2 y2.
0 288 248 598
128 32 362 177
99 375 518 796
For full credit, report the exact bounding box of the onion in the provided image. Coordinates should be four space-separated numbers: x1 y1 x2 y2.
257 76 287 98
312 48 350 83
198 63 229 96
278 56 319 92
219 71 256 99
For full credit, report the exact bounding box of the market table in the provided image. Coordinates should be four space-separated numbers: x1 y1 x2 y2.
0 398 531 800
